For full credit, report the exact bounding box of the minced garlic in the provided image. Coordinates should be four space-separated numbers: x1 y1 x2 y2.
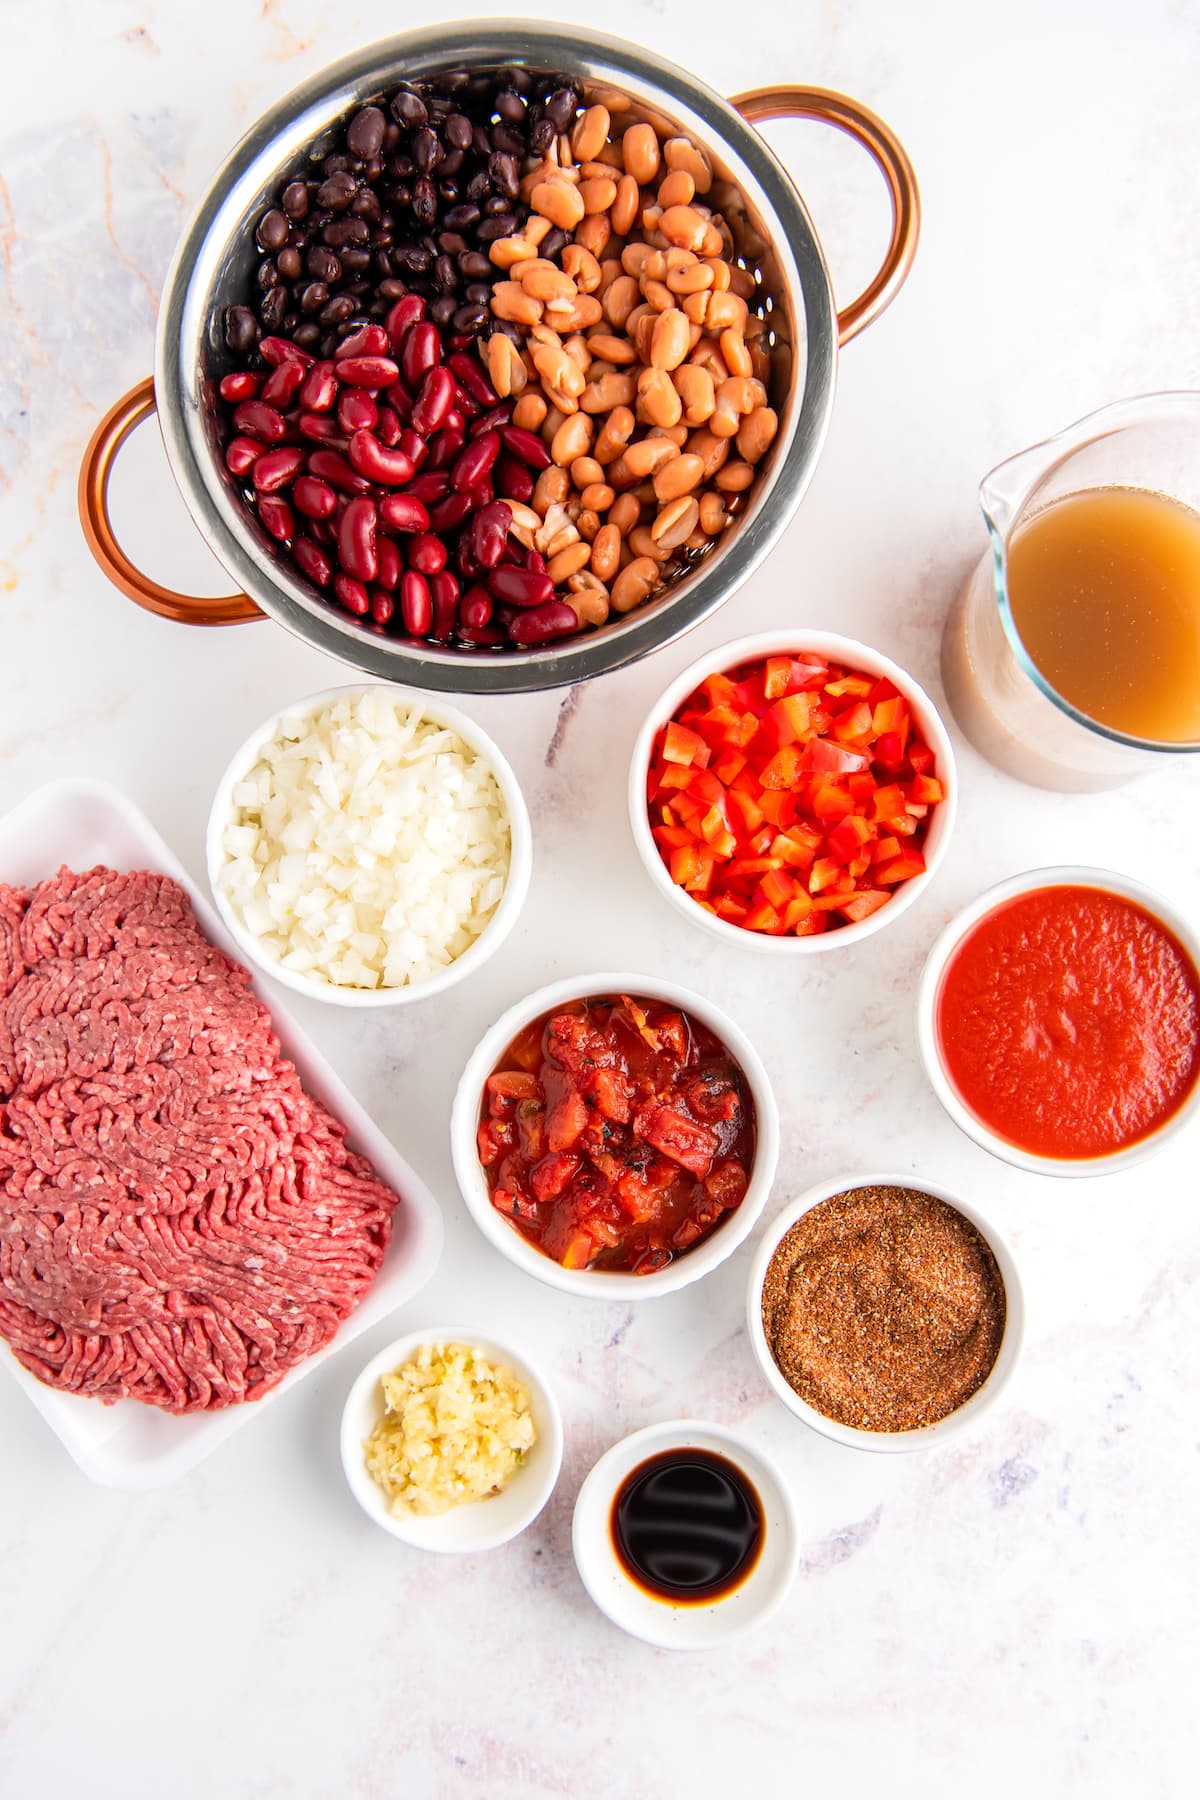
363 1341 536 1517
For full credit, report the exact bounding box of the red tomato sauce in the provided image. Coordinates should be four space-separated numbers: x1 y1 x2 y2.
477 994 756 1273
935 885 1200 1159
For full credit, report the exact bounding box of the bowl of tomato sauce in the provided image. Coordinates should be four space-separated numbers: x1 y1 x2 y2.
628 631 957 953
450 975 779 1298
917 867 1200 1175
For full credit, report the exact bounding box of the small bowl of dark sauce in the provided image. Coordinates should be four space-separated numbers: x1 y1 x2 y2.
572 1421 799 1648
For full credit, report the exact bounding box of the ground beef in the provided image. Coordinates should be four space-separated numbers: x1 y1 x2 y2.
0 866 402 1413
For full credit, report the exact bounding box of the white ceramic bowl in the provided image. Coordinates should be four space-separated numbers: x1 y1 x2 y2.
206 683 532 1007
339 1326 563 1552
916 865 1200 1176
628 630 957 954
746 1171 1024 1453
450 972 779 1301
571 1418 799 1649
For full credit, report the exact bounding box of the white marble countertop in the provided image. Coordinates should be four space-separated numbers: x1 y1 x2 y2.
2 1 1197 1794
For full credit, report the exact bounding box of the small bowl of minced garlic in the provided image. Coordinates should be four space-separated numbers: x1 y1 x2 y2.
339 1328 563 1551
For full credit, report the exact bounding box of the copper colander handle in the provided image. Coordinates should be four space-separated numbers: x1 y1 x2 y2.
731 85 920 345
78 377 263 625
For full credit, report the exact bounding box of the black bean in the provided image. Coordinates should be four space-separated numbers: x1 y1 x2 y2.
465 169 492 204
391 153 415 180
317 171 358 211
281 181 309 219
490 125 525 156
412 127 442 173
224 305 259 354
259 287 287 329
481 193 511 219
256 208 290 252
477 214 516 242
277 247 302 281
438 180 461 206
458 250 491 281
453 302 490 333
540 227 569 260
324 215 369 248
318 294 356 326
544 87 578 132
340 247 372 273
490 318 524 346
390 88 428 129
529 118 554 156
378 278 409 300
487 151 519 198
351 189 382 223
445 112 473 149
293 322 321 348
321 152 357 175
444 203 481 232
440 148 465 178
464 282 492 305
398 244 433 274
299 281 329 313
471 125 493 159
441 69 469 92
256 258 280 290
306 245 342 284
412 176 438 227
389 183 413 212
383 121 401 152
434 254 459 291
494 88 525 123
438 230 469 256
429 294 457 326
347 105 386 159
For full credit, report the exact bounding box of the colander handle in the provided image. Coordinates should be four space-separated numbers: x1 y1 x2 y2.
78 377 264 625
731 86 920 346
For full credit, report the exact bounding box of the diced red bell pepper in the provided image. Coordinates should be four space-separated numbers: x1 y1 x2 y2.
661 720 709 766
800 737 870 775
874 849 927 884
840 889 891 922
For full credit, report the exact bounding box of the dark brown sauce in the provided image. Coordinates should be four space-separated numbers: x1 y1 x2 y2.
610 1448 764 1604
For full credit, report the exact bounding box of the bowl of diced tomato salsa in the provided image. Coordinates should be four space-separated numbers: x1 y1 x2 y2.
629 632 957 950
450 976 779 1298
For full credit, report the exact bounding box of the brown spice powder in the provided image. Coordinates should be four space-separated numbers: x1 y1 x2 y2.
760 1186 1006 1433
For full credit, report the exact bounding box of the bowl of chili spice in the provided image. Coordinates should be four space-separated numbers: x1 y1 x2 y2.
629 631 956 950
451 974 779 1298
746 1172 1024 1451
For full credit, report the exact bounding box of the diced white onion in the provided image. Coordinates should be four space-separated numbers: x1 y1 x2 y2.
217 694 511 990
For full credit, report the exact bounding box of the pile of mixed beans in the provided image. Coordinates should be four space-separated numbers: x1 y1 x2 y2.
217 67 780 652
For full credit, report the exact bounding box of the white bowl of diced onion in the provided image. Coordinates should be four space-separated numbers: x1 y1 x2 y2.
206 685 531 1006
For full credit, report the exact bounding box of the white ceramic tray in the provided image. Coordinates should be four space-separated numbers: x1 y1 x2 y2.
0 778 443 1490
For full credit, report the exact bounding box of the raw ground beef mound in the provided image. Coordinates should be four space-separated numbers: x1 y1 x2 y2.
0 866 401 1413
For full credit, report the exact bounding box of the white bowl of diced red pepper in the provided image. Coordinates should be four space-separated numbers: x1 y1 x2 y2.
449 974 779 1299
627 631 957 952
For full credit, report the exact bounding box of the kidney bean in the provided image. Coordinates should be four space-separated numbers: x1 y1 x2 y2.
252 447 305 493
429 569 461 638
293 475 337 520
298 360 339 412
219 371 260 403
427 426 466 472
375 536 403 590
335 323 390 361
460 585 493 630
370 586 395 626
259 335 312 368
458 623 508 647
224 436 264 477
494 452 534 503
298 414 347 445
404 471 450 506
378 493 430 533
306 448 372 493
443 407 467 436
257 494 295 540
337 496 379 581
396 427 427 471
487 565 554 609
347 430 416 486
384 382 415 426
292 536 333 587
452 386 482 422
333 573 370 615
496 424 552 471
336 355 399 388
507 599 579 645
336 390 377 435
411 365 456 435
428 491 474 534
400 570 432 635
232 400 287 443
375 405 402 448
448 350 498 406
384 295 427 351
524 548 549 576
406 532 447 575
451 430 499 493
260 360 306 408
400 320 442 390
469 499 512 569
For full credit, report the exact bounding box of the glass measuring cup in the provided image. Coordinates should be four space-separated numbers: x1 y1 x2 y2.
941 392 1200 790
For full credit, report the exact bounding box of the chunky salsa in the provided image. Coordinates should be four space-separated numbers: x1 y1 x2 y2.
936 884 1200 1159
477 994 756 1274
646 652 944 937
